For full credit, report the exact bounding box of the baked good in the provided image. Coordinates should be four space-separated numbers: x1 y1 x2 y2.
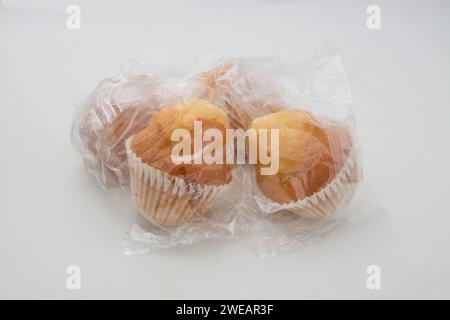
126 100 232 226
193 62 284 129
250 109 358 218
73 75 177 188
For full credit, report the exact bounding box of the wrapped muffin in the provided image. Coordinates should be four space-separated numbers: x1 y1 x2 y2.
250 109 358 219
126 100 232 226
72 74 180 188
71 47 366 257
189 60 284 129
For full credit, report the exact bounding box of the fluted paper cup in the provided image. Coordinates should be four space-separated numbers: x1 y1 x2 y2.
255 149 359 219
126 138 229 226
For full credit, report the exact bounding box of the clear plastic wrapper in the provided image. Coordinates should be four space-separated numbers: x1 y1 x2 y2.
71 44 367 257
71 62 181 188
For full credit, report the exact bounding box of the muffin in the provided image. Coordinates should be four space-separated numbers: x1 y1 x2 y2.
192 61 284 130
126 100 232 226
73 75 179 188
250 110 358 218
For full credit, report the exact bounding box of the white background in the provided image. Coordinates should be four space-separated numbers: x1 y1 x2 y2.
1 0 449 299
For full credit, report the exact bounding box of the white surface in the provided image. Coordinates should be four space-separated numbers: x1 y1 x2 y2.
1 0 450 299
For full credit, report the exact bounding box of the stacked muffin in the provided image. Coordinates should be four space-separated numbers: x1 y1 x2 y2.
189 61 285 130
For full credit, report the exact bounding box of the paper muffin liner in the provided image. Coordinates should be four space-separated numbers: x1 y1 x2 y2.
126 138 230 226
254 149 359 219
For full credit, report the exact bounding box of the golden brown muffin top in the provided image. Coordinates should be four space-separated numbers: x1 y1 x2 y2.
195 63 288 130
250 110 353 203
131 100 232 186
197 63 235 95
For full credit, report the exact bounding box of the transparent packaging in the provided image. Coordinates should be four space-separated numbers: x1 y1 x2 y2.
71 44 367 258
71 62 181 188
